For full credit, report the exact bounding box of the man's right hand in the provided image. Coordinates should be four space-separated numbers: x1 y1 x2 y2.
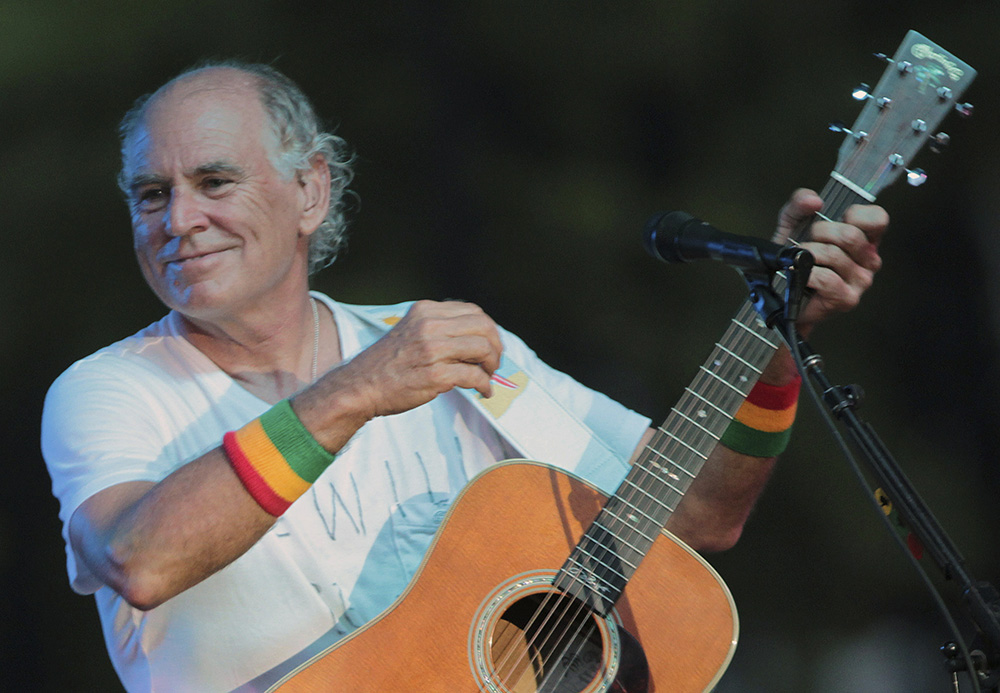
294 300 504 452
346 300 504 417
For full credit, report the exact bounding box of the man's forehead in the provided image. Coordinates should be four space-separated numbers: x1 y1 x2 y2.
122 75 276 179
147 73 264 130
156 66 261 105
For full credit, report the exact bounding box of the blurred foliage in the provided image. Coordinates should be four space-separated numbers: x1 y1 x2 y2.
3 1 998 690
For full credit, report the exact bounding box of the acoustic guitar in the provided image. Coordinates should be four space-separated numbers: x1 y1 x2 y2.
269 31 974 692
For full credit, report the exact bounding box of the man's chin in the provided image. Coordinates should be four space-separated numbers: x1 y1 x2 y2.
158 283 237 323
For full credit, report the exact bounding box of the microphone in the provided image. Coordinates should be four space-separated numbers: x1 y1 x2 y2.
643 211 801 273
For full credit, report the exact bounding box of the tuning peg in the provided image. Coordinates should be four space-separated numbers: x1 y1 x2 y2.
873 53 913 74
829 121 867 141
851 84 892 109
955 102 974 117
911 119 928 133
887 154 928 186
906 168 928 186
937 86 954 101
929 132 950 154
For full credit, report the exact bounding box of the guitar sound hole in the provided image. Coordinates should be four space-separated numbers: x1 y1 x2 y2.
488 591 607 693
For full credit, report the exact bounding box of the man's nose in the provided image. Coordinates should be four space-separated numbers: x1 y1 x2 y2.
164 188 209 237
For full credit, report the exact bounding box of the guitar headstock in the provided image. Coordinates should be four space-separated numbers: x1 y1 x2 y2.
832 30 976 200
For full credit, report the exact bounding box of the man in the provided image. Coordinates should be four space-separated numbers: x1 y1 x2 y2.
42 61 887 691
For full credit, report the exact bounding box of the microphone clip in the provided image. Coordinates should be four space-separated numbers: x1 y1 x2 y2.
742 246 814 331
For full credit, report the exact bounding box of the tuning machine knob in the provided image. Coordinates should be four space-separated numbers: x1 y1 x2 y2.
937 85 974 117
906 169 928 186
874 52 914 74
929 132 950 154
887 154 928 186
829 121 867 142
955 102 974 117
851 84 892 109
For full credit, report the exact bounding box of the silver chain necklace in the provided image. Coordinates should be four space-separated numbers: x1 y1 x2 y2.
310 297 319 382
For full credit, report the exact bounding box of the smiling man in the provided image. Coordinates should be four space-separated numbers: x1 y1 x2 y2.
41 62 887 691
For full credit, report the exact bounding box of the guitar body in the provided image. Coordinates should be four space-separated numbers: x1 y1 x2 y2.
271 461 737 692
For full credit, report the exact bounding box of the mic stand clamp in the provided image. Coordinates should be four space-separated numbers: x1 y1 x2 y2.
741 246 814 329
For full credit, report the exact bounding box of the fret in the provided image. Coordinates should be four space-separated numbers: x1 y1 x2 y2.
669 408 723 439
648 430 709 460
713 342 764 374
683 387 731 418
582 517 650 558
560 555 622 596
640 456 696 480
592 518 658 547
697 365 751 397
580 540 645 575
729 316 777 348
635 457 691 486
620 477 677 511
571 546 633 583
576 535 641 576
651 425 716 456
587 515 657 556
604 497 664 527
626 466 685 500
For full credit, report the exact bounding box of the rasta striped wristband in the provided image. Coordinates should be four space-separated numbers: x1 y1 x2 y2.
223 400 335 516
719 376 801 458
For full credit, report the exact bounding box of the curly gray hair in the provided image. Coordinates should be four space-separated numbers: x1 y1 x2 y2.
117 60 355 274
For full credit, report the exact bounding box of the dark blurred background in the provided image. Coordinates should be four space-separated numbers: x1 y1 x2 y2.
3 2 998 690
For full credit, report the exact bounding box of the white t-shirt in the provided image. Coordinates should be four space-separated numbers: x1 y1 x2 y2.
41 294 650 692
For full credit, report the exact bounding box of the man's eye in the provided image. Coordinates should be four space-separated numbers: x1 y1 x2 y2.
134 188 167 210
203 178 233 191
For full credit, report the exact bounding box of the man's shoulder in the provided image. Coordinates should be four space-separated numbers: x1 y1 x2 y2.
48 313 186 395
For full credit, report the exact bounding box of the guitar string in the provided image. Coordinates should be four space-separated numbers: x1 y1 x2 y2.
490 152 870 689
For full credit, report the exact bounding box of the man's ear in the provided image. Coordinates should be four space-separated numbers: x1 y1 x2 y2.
298 155 331 236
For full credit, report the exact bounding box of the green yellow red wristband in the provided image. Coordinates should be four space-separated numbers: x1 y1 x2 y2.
719 375 801 458
223 400 335 516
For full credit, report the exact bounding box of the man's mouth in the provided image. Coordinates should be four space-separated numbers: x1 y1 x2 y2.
164 248 231 268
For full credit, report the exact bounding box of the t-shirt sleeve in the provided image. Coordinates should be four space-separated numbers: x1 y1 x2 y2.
496 326 651 465
41 357 176 594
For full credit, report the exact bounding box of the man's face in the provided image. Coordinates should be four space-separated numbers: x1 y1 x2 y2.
122 72 315 324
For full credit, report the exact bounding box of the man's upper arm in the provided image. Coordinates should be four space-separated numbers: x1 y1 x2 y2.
41 360 169 593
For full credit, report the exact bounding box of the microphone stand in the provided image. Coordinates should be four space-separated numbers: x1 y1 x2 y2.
741 257 1000 692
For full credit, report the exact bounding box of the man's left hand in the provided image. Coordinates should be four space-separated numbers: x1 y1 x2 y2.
773 188 889 335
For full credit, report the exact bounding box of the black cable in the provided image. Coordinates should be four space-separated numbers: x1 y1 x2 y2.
783 319 982 692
